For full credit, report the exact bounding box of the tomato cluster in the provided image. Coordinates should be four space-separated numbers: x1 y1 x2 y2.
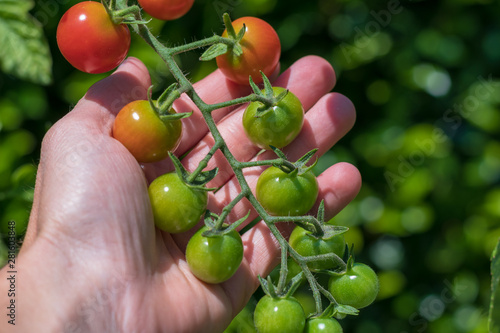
55 3 374 332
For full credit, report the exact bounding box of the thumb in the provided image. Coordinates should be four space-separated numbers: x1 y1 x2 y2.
24 57 152 246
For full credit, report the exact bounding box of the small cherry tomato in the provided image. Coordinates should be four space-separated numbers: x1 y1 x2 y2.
243 87 304 149
256 166 318 216
304 318 343 333
328 263 379 309
148 172 207 233
56 1 131 73
185 226 243 284
138 0 194 21
253 295 306 333
112 100 182 163
289 226 346 270
216 16 281 85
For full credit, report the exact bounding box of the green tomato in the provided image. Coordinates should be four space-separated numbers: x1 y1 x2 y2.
304 318 343 333
185 226 243 284
328 263 379 309
256 166 318 216
253 295 305 333
289 226 346 270
243 87 304 149
148 172 207 233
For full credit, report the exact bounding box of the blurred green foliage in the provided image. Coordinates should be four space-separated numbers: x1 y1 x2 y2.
0 0 499 332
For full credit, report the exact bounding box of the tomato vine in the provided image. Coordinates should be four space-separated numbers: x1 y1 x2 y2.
58 0 378 325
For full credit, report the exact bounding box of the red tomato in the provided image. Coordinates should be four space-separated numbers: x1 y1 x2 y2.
56 1 131 74
112 100 183 163
216 17 281 85
138 0 195 21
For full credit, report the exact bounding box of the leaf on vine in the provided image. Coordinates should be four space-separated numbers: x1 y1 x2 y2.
317 200 325 223
284 271 304 298
249 75 261 95
335 304 359 316
0 0 52 85
258 275 271 297
168 152 218 190
157 82 179 106
322 225 349 240
261 72 274 98
236 23 246 41
489 238 500 332
203 210 217 229
199 43 228 61
270 146 287 160
295 148 319 171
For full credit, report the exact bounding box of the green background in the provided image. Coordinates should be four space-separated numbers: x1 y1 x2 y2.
1 0 499 332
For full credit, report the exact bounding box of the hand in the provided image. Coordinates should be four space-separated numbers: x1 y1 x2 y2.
1 56 360 332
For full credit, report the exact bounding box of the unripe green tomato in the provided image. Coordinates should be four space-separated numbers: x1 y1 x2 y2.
256 166 318 216
328 263 379 309
304 318 343 333
148 173 207 233
186 226 243 284
253 295 305 333
289 226 346 270
243 87 304 149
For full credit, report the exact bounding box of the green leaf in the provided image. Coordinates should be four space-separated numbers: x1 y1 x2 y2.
249 75 261 95
199 43 228 61
157 83 179 107
334 304 359 316
321 225 349 239
168 152 218 190
317 200 325 223
0 0 52 85
295 148 319 170
490 238 500 333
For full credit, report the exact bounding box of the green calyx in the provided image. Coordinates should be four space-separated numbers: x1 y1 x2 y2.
201 210 250 237
248 72 289 116
103 0 147 25
270 146 319 176
258 272 304 300
199 13 243 61
168 152 217 191
148 84 192 121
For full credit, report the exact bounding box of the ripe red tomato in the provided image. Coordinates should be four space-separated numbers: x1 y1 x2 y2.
112 100 182 163
138 0 194 21
216 17 281 85
56 1 131 74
